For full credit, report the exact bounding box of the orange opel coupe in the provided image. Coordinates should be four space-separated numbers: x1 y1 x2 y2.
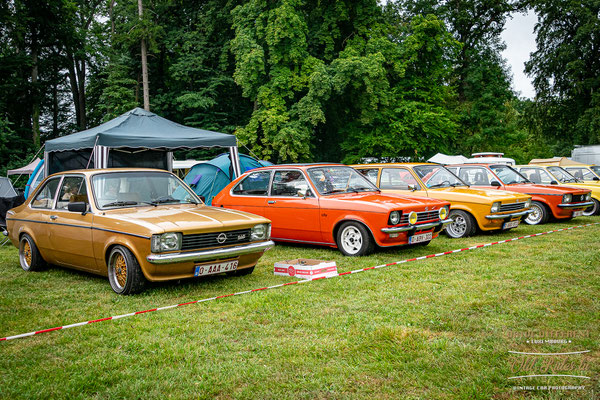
6 169 274 294
212 164 452 256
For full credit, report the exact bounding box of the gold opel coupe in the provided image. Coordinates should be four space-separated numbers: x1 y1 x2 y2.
5 169 274 294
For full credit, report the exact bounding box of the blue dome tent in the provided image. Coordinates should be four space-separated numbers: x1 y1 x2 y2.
184 153 271 205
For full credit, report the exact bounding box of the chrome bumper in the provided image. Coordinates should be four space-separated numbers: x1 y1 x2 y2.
146 240 275 264
558 201 594 209
486 209 532 220
381 218 453 234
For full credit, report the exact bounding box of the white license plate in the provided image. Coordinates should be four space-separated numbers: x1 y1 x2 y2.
573 210 583 217
409 232 433 244
194 260 238 277
503 220 520 229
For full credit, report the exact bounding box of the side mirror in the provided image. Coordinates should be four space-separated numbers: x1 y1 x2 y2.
550 180 558 185
198 196 206 203
408 184 417 192
593 177 599 181
68 202 88 215
491 181 501 187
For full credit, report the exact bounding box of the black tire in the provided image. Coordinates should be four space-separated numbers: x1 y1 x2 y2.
107 245 146 295
445 210 476 238
583 198 600 216
227 266 255 277
524 201 549 225
336 221 374 256
19 234 45 271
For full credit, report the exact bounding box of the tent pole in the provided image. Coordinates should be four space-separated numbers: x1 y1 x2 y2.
229 145 242 178
167 152 173 172
43 152 49 177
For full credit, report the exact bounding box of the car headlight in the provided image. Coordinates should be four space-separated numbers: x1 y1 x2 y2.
389 211 401 225
408 211 418 225
585 192 592 201
151 232 182 253
251 223 271 241
562 194 572 204
439 206 448 220
524 199 531 208
491 202 501 213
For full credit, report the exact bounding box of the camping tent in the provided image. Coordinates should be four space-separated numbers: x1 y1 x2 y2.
0 177 24 228
184 153 271 205
7 157 42 176
44 108 242 176
428 153 468 164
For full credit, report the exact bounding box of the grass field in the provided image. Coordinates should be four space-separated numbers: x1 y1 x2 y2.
1 218 599 399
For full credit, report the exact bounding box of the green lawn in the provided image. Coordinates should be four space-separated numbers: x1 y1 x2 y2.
1 219 599 399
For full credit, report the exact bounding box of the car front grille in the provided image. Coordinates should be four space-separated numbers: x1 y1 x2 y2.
572 194 586 203
400 210 439 224
181 228 252 251
499 202 527 212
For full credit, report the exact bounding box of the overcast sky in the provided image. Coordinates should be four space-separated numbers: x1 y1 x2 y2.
501 10 538 99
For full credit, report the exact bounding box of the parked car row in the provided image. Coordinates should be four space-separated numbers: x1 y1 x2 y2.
5 158 598 294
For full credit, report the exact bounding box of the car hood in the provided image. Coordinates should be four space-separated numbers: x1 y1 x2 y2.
320 192 449 213
97 204 269 234
504 184 588 195
428 186 530 204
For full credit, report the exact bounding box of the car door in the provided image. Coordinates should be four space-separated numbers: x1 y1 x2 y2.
226 170 271 217
47 175 96 271
28 176 62 261
265 169 322 242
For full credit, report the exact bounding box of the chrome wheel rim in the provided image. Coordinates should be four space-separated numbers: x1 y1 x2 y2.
582 201 597 217
109 250 127 290
340 226 363 255
525 204 542 224
447 214 466 238
19 238 32 269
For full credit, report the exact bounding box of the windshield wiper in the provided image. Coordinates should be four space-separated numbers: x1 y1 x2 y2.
322 189 346 195
428 183 448 188
102 201 139 208
347 187 380 193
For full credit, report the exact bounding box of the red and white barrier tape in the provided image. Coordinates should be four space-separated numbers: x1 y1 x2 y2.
2 222 598 342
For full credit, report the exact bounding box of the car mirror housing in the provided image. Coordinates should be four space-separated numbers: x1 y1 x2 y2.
408 184 417 192
550 180 559 185
68 201 88 215
491 181 501 187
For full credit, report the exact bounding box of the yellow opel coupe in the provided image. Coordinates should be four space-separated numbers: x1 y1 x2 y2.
516 165 600 216
5 169 274 294
353 163 532 238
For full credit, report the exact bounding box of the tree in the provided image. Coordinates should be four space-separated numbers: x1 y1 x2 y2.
526 0 600 152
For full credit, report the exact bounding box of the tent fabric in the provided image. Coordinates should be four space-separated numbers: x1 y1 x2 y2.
529 157 586 166
0 177 24 228
45 108 236 152
428 153 468 164
7 158 42 176
184 153 271 205
0 177 18 197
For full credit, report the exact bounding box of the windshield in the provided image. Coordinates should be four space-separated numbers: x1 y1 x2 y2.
547 167 577 183
92 171 200 209
490 165 529 184
307 166 379 195
413 165 466 188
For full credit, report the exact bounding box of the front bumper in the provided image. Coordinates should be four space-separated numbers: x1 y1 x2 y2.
557 201 594 209
146 240 275 264
381 218 453 234
485 210 532 220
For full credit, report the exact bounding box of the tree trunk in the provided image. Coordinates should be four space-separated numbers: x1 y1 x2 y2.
31 45 40 148
66 52 82 128
76 58 86 129
138 0 150 111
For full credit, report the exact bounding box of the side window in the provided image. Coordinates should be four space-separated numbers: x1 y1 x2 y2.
357 169 379 185
56 176 88 210
232 171 271 196
456 167 497 186
520 168 552 184
271 170 313 197
380 168 420 190
566 167 594 180
31 178 60 209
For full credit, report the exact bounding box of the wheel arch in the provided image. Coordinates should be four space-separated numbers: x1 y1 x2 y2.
332 218 377 247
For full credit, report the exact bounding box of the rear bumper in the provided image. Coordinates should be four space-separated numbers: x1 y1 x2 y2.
146 240 275 264
381 218 453 233
485 210 532 220
557 201 594 209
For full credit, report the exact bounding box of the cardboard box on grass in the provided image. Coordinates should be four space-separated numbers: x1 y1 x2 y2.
274 259 338 279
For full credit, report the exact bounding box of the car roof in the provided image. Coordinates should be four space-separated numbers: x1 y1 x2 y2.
352 162 440 168
47 168 174 179
248 163 346 171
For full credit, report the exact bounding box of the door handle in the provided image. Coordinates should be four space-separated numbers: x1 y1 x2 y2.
268 200 276 204
50 215 58 220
